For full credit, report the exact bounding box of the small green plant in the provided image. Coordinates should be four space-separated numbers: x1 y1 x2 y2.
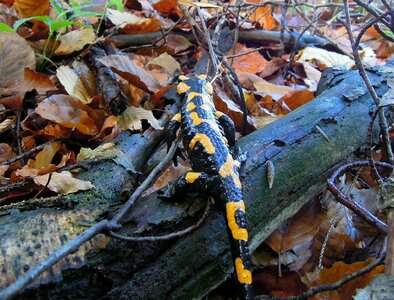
0 0 119 70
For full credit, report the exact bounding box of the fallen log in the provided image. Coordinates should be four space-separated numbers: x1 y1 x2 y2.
0 62 393 299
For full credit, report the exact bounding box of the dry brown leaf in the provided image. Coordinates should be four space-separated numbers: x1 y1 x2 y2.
55 27 96 56
144 161 190 196
34 171 94 194
309 259 384 300
0 32 35 92
118 106 162 131
99 54 161 93
265 200 323 254
153 0 182 17
161 34 192 55
231 43 268 73
0 143 15 163
56 65 95 104
278 90 315 113
0 117 15 134
14 0 49 18
34 95 99 135
296 47 355 70
247 3 277 30
300 62 321 91
238 72 294 100
147 52 181 75
106 8 162 33
15 141 70 177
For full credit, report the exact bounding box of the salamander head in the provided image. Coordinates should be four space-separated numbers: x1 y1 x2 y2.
177 74 213 95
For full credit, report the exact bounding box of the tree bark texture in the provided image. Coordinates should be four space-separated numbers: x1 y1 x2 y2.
0 63 393 299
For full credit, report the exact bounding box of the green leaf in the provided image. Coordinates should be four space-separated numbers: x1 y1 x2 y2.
13 16 52 31
0 22 14 32
49 20 79 32
108 0 124 12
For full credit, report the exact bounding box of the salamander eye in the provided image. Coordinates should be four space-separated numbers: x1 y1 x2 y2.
204 82 213 94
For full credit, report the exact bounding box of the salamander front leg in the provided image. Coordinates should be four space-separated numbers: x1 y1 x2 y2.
216 111 236 146
158 171 213 202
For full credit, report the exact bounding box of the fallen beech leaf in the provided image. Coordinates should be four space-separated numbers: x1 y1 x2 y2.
56 66 94 104
106 8 161 33
99 55 161 93
278 90 315 113
55 27 96 56
247 3 277 30
153 0 182 17
0 117 15 134
13 0 49 18
297 47 355 69
178 0 219 7
300 62 321 91
118 106 162 131
15 141 70 177
238 71 294 100
231 43 267 73
260 58 287 78
147 52 181 75
310 259 384 300
0 32 35 91
265 200 323 254
161 34 192 55
34 171 94 194
35 95 99 135
0 143 15 163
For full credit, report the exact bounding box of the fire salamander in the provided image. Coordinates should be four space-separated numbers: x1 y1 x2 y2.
163 75 253 299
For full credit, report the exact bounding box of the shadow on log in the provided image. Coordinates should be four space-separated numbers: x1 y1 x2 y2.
0 62 393 299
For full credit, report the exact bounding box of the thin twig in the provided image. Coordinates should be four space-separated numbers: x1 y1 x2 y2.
327 160 392 234
108 200 210 242
255 253 385 299
111 136 180 225
0 138 63 166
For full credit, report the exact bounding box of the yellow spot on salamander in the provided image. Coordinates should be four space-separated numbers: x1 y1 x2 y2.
179 75 189 81
235 257 252 284
219 155 242 188
186 102 196 111
216 111 224 119
187 92 211 103
177 82 190 94
197 74 207 80
189 134 215 154
219 155 235 177
190 112 202 125
172 113 181 122
185 172 201 183
226 201 248 241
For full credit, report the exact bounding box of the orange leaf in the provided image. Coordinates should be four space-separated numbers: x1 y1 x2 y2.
278 90 315 113
13 0 49 18
265 200 323 254
34 95 99 135
0 143 16 163
231 43 267 73
310 259 384 300
106 9 162 34
153 0 182 17
247 2 277 30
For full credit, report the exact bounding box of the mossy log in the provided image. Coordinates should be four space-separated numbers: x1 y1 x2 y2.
0 63 393 299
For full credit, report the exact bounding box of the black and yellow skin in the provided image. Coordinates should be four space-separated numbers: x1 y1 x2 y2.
164 75 253 299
